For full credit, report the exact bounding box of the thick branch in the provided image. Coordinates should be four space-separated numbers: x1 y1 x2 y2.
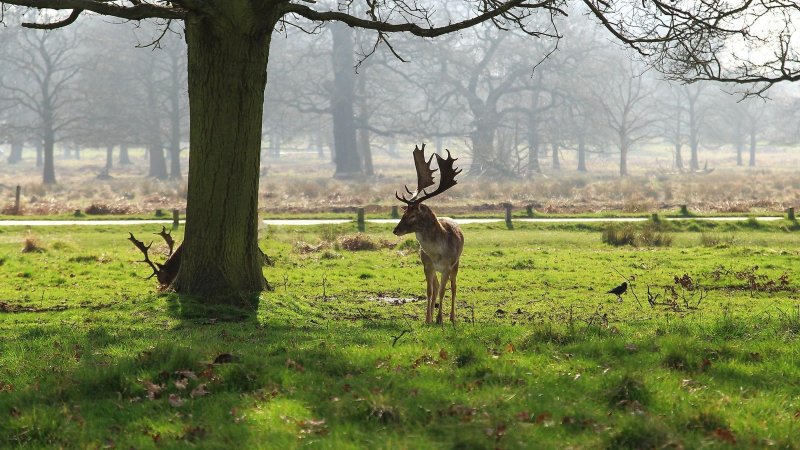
3 0 185 23
284 0 558 38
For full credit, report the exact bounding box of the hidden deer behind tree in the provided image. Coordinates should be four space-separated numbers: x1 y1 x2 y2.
393 144 464 324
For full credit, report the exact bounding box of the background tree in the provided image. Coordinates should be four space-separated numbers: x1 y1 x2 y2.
0 0 565 305
0 25 81 184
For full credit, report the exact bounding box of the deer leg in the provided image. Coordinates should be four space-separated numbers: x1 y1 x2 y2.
421 253 436 324
436 269 451 325
449 263 459 323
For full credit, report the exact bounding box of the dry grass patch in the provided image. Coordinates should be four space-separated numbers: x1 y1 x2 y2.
21 233 45 253
85 202 135 215
338 234 395 251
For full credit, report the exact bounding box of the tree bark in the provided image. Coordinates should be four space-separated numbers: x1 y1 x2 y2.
576 133 586 172
146 73 169 180
619 131 628 177
551 142 560 170
358 127 374 176
470 124 495 173
105 144 114 171
675 142 684 170
749 129 756 167
331 23 361 178
119 143 131 165
42 118 56 185
168 51 183 180
148 146 168 179
8 141 23 164
527 93 541 175
172 8 273 303
35 142 43 167
735 136 743 166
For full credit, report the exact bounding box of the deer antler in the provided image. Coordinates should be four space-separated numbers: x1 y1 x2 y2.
396 146 461 205
156 226 175 256
128 233 161 280
396 144 436 204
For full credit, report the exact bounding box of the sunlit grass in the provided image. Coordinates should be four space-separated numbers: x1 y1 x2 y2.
1 222 799 448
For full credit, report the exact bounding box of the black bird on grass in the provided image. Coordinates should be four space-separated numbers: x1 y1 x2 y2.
607 282 627 301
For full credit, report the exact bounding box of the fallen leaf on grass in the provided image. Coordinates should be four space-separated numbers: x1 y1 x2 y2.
168 394 184 407
174 370 198 380
712 428 736 445
515 411 531 422
190 383 210 398
505 343 515 353
439 349 449 360
174 378 188 390
142 381 164 400
534 412 553 426
484 423 507 439
297 418 328 437
230 407 246 423
213 353 234 364
182 426 206 442
286 358 305 373
9 407 21 418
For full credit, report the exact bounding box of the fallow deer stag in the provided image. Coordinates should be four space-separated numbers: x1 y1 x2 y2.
128 227 182 289
393 144 464 324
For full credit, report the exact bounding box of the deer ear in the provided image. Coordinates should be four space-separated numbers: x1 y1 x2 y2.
401 206 408 211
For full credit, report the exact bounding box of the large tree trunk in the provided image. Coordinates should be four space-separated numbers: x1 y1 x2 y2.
331 23 361 178
358 128 374 176
42 119 56 185
172 9 272 303
469 125 494 173
527 93 541 175
168 53 183 180
619 132 628 177
146 76 169 180
35 142 43 167
675 143 684 170
689 129 699 171
8 141 23 164
735 139 743 166
105 144 114 172
551 142 560 170
576 133 586 172
148 145 168 179
119 143 131 165
749 129 756 167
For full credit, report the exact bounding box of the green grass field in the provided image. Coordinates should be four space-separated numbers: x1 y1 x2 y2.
1 220 799 448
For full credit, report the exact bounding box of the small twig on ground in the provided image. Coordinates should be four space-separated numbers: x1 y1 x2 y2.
391 329 411 347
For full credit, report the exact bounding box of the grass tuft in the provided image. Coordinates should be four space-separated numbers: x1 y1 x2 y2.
606 374 650 408
21 234 45 253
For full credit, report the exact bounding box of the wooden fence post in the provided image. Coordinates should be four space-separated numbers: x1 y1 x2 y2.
391 206 399 219
357 207 365 232
525 204 534 218
788 207 796 221
172 209 180 230
14 185 21 215
503 203 513 230
679 205 689 217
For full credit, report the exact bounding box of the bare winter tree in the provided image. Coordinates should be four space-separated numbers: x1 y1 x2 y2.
0 25 81 184
0 0 568 307
594 58 658 176
583 0 800 93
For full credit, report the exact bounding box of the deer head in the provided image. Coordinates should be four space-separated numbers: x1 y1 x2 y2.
393 144 461 236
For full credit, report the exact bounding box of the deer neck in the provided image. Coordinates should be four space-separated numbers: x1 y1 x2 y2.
415 210 446 245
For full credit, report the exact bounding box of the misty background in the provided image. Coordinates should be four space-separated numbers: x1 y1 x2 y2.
1 5 799 214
